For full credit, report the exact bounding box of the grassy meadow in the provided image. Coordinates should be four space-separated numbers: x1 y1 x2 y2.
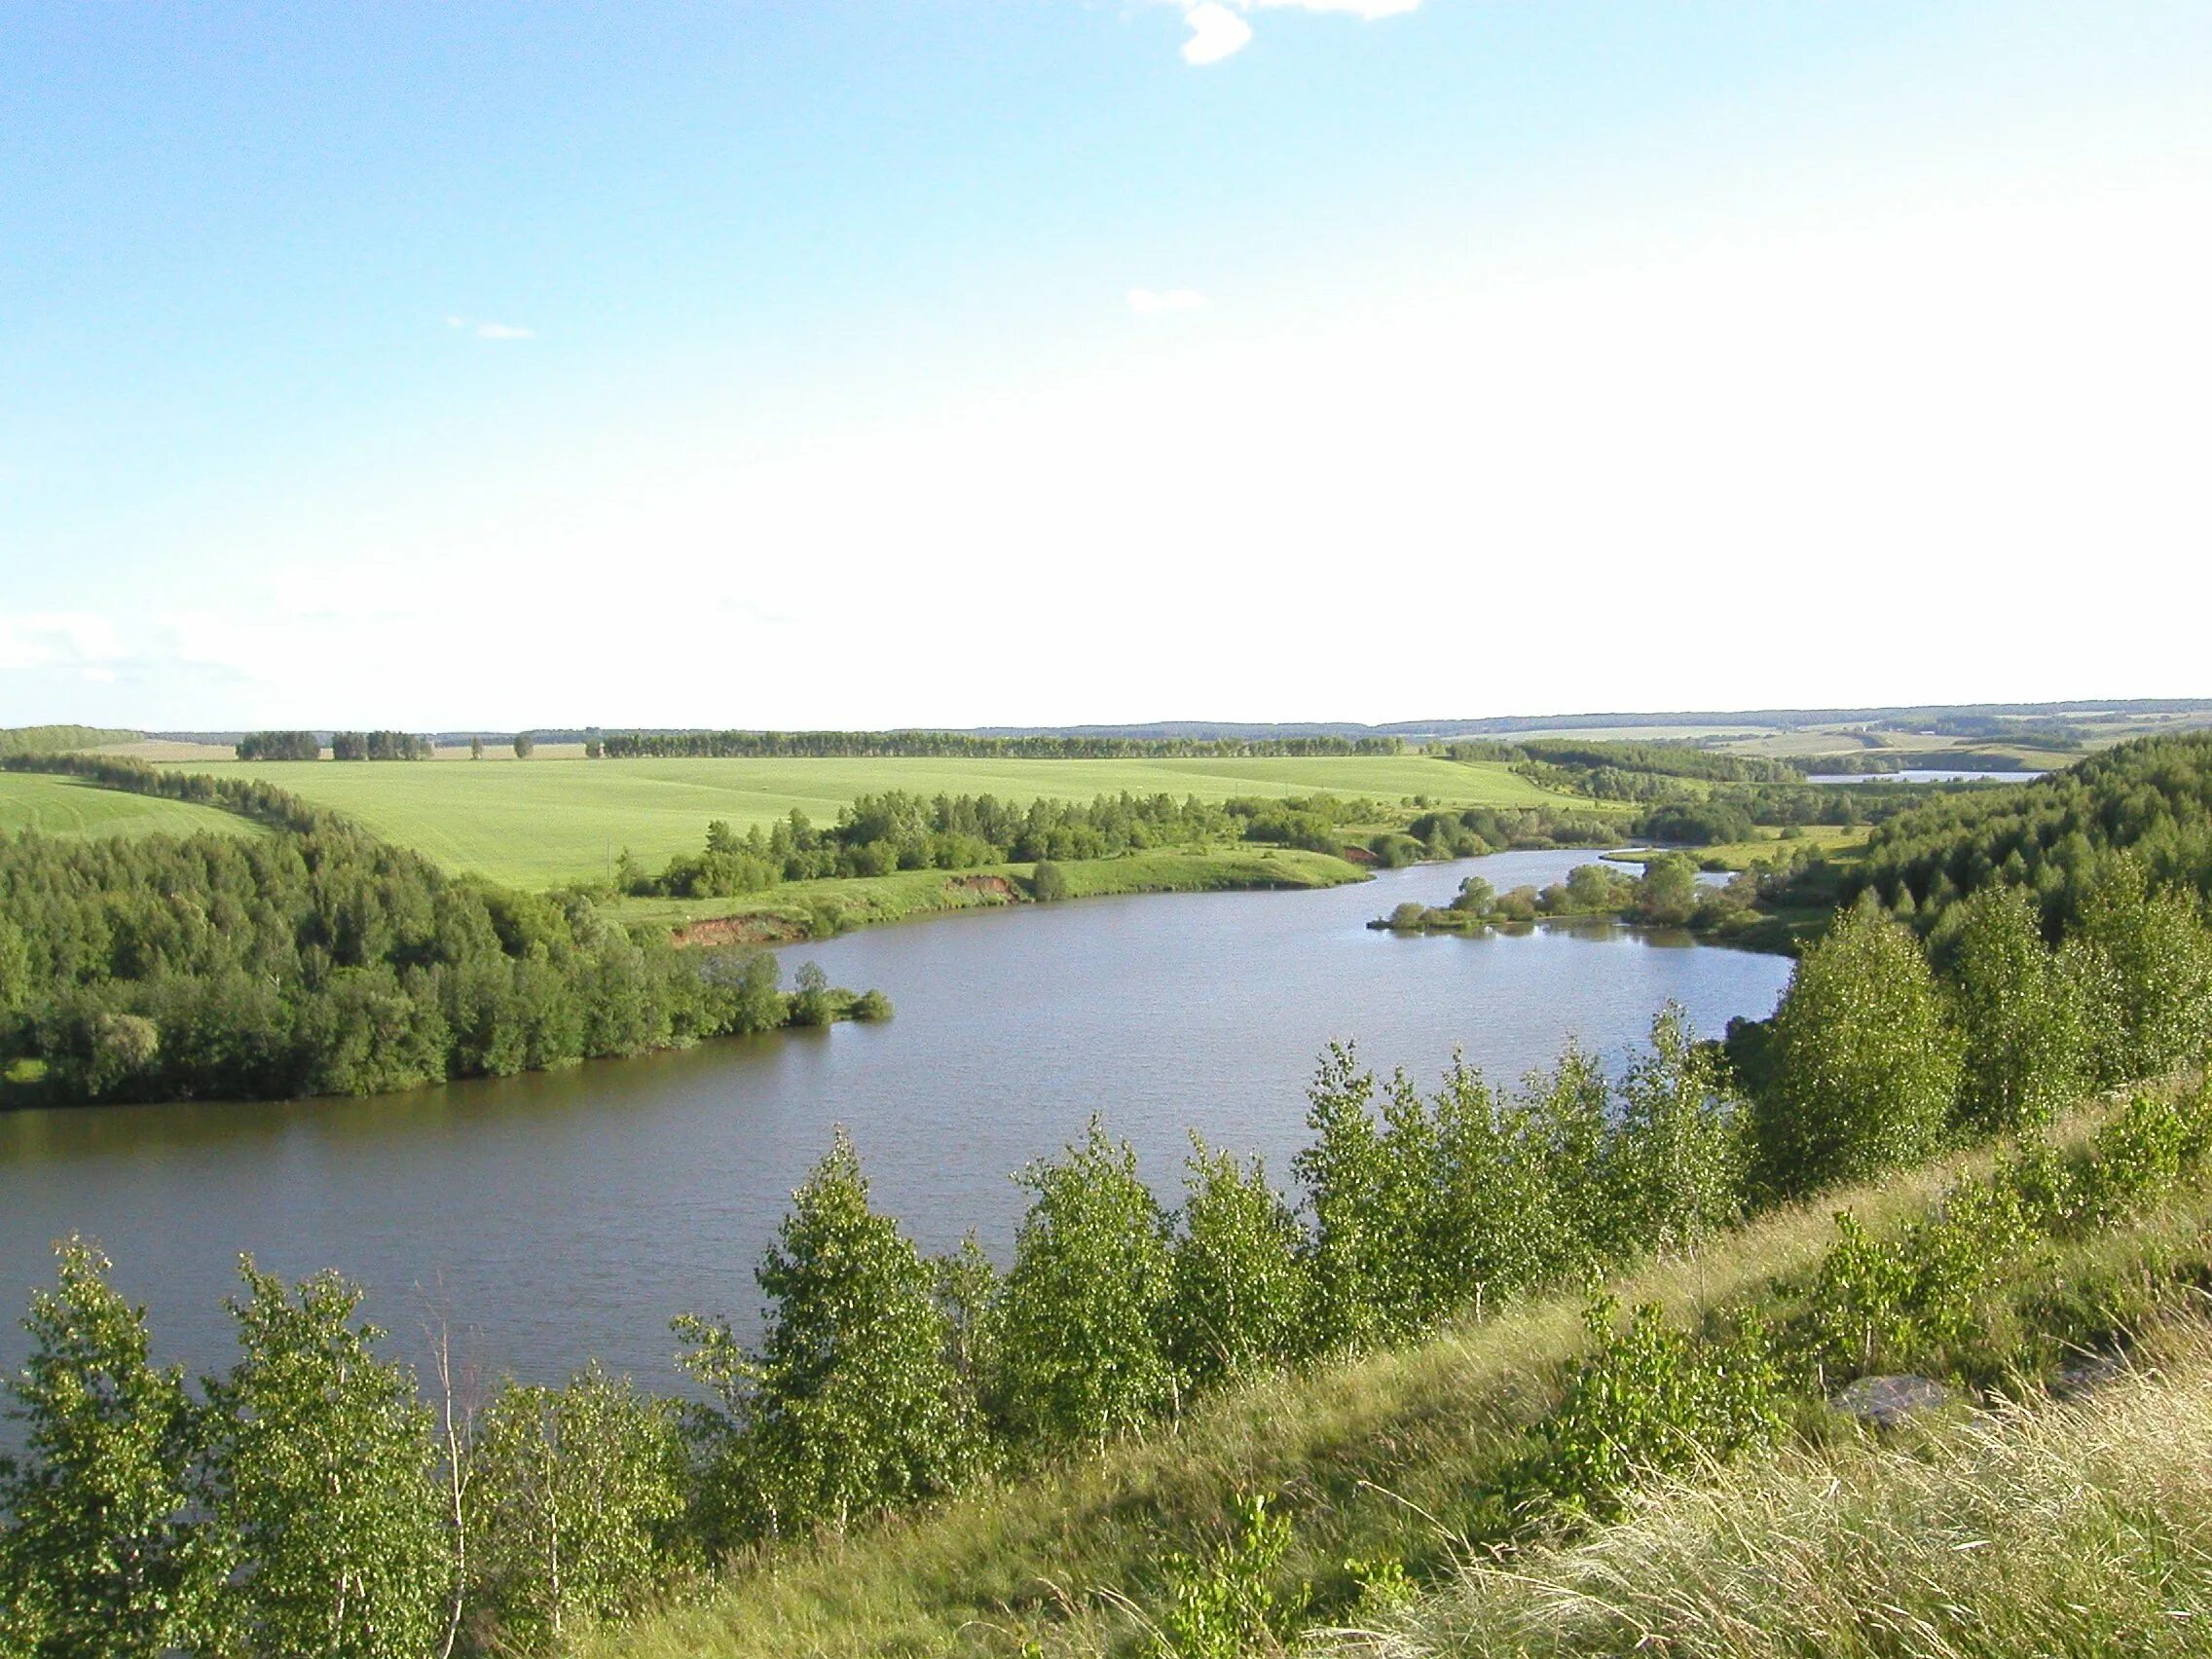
0 771 263 843
152 755 1579 888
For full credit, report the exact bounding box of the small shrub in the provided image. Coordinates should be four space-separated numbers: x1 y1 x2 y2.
1530 1299 1786 1521
1153 1495 1306 1659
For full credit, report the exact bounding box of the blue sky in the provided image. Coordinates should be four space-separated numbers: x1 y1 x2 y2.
4 2 2209 728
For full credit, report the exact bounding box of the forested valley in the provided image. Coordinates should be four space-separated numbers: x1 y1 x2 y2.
7 734 2212 1655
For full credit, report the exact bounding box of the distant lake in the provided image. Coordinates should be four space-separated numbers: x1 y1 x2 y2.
1807 768 2047 785
0 850 1791 1395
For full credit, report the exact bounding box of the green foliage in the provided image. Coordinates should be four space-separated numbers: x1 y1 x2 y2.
2067 858 2212 1084
234 731 321 761
0 764 868 1103
1030 860 1072 902
751 1131 983 1530
331 730 433 761
1802 1184 2033 1379
467 1364 686 1644
1751 900 1962 1198
1293 1047 1396 1353
1944 884 2088 1135
512 732 535 760
1812 731 2212 933
0 1240 216 1658
1164 1139 1307 1392
682 1132 981 1541
787 961 833 1027
1613 1004 1745 1255
1152 1495 1305 1659
1530 1299 1785 1522
1537 863 1637 917
1632 852 1702 925
200 1260 445 1659
999 1120 1176 1448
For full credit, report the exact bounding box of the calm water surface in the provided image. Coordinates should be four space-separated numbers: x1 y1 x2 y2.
0 850 1790 1391
1806 768 2046 784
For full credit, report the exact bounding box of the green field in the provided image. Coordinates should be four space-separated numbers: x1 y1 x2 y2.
159 756 1578 888
0 772 262 843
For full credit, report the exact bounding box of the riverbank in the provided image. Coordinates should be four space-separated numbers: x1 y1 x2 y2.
614 844 1373 943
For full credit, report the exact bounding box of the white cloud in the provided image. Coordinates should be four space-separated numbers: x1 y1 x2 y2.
445 314 535 341
1174 0 1418 63
1127 286 1209 316
0 612 124 672
1179 2 1253 64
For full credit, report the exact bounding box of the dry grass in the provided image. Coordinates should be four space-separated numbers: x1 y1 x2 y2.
1332 1316 2212 1659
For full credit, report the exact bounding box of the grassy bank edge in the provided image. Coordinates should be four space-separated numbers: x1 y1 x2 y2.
609 846 1374 944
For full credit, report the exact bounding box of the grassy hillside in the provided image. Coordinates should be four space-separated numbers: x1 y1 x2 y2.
0 771 261 842
1343 1320 2212 1659
159 756 1579 888
584 1084 2212 1659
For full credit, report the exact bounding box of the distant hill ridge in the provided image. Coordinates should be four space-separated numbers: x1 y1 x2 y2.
10 697 2211 753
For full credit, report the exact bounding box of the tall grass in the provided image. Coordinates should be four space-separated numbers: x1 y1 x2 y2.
1332 1317 2212 1659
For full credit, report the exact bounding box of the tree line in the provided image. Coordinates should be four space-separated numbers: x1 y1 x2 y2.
627 793 1619 900
233 731 322 761
599 729 1407 760
330 731 434 761
11 842 2210 1652
0 762 880 1106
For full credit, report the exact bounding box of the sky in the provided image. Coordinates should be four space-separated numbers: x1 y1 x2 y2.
3 1 2209 731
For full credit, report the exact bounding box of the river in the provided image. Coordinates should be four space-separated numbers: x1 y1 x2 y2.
0 848 1792 1393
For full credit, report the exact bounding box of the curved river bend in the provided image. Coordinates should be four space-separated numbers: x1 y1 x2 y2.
0 850 1791 1389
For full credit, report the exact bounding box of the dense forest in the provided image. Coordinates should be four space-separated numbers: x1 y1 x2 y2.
1791 732 2212 933
0 759 877 1105
599 728 1409 759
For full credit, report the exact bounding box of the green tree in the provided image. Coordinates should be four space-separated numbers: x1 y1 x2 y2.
1946 884 2087 1135
1163 1138 1306 1392
998 1119 1175 1448
1447 875 1494 914
0 1240 217 1658
1030 860 1071 903
468 735 483 761
2067 858 2212 1084
465 1365 685 1645
1613 1004 1743 1254
1750 900 1962 1198
201 1260 444 1659
788 961 832 1027
1633 854 1701 926
0 915 33 1015
1425 1057 1555 1317
687 1132 980 1538
1291 1046 1392 1354
511 733 535 760
1520 1040 1619 1272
